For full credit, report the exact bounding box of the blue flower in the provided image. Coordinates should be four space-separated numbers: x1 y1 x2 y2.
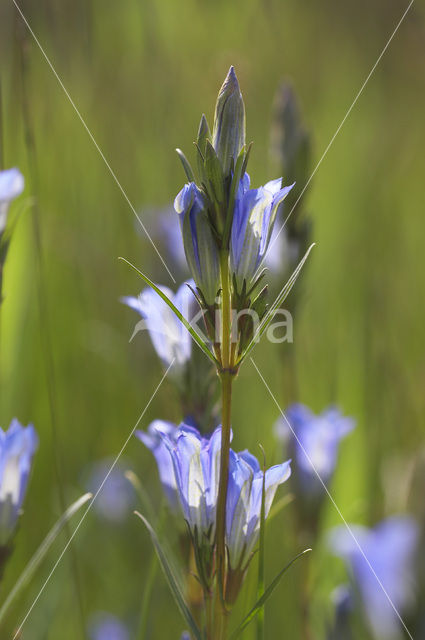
230 174 294 288
275 404 354 495
226 448 291 570
330 516 419 639
138 423 291 573
122 280 196 369
174 183 220 306
0 419 38 545
0 168 24 234
86 460 134 523
88 613 129 640
136 420 180 510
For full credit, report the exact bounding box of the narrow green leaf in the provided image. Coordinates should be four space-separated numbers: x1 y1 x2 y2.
119 257 220 367
205 140 225 204
237 244 315 364
230 549 312 640
134 511 202 640
124 470 156 524
196 114 210 181
0 493 92 624
176 148 196 183
256 446 266 640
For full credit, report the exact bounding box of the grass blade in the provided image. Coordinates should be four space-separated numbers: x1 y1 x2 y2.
230 549 312 640
119 257 220 367
134 511 202 640
0 493 92 625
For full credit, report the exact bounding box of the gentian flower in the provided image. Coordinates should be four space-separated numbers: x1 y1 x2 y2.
0 168 24 234
136 420 179 510
88 613 129 640
0 419 38 546
226 448 291 570
330 516 419 639
174 183 220 306
328 585 354 640
275 404 355 496
138 422 291 593
122 280 196 370
230 173 294 289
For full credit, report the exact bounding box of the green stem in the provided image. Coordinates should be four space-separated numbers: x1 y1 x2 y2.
215 249 234 612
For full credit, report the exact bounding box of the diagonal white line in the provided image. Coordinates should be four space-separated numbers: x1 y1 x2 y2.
264 0 414 269
250 356 414 640
12 361 175 639
12 0 176 284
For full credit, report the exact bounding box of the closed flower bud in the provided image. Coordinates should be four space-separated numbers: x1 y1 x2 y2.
212 66 246 176
174 183 220 306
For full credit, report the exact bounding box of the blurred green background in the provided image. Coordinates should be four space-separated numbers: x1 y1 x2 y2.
0 0 424 637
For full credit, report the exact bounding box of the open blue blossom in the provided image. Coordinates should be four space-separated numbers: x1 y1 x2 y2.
138 422 291 575
226 448 291 570
136 420 179 510
122 280 196 370
330 517 419 639
88 613 129 640
0 419 38 545
230 173 294 288
174 183 220 305
0 168 24 234
275 404 354 496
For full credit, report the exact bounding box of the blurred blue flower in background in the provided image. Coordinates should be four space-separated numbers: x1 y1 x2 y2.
328 584 354 640
230 173 294 289
122 280 196 369
0 168 24 234
157 206 188 271
275 404 355 496
330 516 419 639
86 460 134 523
88 613 129 640
0 419 38 546
136 420 179 510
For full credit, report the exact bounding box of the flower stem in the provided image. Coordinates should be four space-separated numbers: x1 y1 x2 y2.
216 249 234 606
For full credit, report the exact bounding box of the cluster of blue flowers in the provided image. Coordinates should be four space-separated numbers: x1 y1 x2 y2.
138 421 290 598
120 68 422 639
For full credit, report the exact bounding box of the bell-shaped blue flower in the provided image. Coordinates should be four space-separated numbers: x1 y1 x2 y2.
174 183 220 306
230 174 294 288
122 280 196 370
0 419 38 545
329 516 419 640
0 168 24 234
226 448 291 570
275 404 354 496
136 420 180 510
